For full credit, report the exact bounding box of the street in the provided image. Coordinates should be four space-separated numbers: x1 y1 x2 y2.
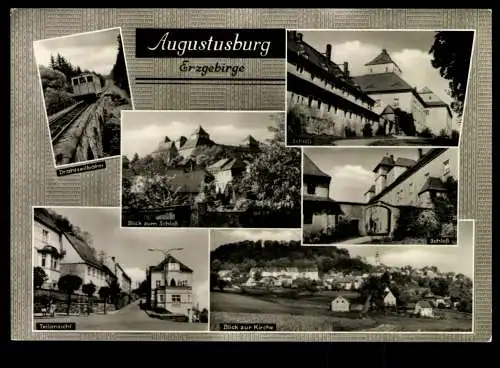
34 301 208 331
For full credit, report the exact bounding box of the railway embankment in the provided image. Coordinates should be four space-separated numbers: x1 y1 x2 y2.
95 84 132 158
52 82 132 166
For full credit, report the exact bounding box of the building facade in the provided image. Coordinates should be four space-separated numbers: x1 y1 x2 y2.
33 208 119 294
353 50 453 137
147 255 194 317
206 157 247 193
286 31 381 137
303 148 457 238
302 154 343 232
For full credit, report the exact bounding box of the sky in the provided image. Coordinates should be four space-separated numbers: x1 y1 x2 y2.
304 147 432 203
121 111 279 158
46 207 209 310
298 30 474 127
210 229 301 251
33 27 123 76
342 220 474 279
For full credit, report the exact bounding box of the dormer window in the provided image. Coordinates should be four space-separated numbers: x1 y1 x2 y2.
375 99 381 107
42 229 49 241
168 262 180 271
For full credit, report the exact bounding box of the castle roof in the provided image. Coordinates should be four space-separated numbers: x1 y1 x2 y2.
365 49 399 67
303 154 331 178
353 72 413 93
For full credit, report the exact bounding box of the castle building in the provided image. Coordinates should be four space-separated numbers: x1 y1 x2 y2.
353 50 453 137
303 148 457 238
177 126 214 158
147 255 194 317
286 31 381 137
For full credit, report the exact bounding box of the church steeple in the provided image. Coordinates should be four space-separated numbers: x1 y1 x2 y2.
365 49 402 75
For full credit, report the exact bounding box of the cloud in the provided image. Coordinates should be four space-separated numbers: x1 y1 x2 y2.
330 165 374 202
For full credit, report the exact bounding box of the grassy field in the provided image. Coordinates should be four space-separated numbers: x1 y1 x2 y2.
210 291 472 332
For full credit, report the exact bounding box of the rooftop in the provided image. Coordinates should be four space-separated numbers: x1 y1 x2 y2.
303 154 331 178
353 72 413 93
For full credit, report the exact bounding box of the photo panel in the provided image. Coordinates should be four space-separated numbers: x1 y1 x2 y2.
302 147 459 246
209 221 473 332
33 27 134 168
285 29 475 147
32 206 209 332
120 110 301 228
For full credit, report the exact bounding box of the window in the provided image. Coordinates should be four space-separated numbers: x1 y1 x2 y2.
369 68 373 73
424 172 430 178
42 229 49 241
158 294 164 302
303 211 313 225
306 183 316 195
170 279 177 287
86 76 93 82
428 96 432 100
79 77 86 83
73 78 79 85
171 295 181 304
308 96 313 107
424 109 429 116
296 65 304 73
168 262 180 271
393 97 399 108
52 259 57 270
156 280 161 288
88 266 91 275
317 101 321 110
443 159 450 176
385 66 388 72
375 99 381 107
41 254 46 267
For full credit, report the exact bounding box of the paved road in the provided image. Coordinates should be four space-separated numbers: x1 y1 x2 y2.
34 301 208 331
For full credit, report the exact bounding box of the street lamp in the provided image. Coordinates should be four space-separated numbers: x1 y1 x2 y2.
147 248 184 308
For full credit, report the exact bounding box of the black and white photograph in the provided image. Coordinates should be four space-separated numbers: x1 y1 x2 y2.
121 111 301 228
33 27 133 167
286 30 474 147
32 207 209 332
302 147 458 245
210 222 473 332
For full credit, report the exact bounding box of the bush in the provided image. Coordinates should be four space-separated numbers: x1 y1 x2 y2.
440 222 457 237
199 309 209 323
415 210 441 238
287 104 308 136
418 127 434 138
362 122 373 137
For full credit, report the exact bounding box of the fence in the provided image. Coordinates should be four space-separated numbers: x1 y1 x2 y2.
34 288 129 315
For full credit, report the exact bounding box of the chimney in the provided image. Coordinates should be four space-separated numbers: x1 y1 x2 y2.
325 44 332 60
343 62 349 78
297 32 303 41
389 154 394 161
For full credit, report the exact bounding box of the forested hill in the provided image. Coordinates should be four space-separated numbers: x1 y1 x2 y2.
210 240 373 274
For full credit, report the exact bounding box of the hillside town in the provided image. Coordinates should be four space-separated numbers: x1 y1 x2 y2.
286 30 473 146
210 237 472 331
122 112 301 228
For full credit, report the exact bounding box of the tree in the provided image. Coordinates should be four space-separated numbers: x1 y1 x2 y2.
109 279 122 309
57 274 83 315
111 33 130 95
429 31 474 118
34 267 48 289
199 308 209 323
131 153 139 164
240 141 301 210
98 286 111 314
82 282 96 315
254 270 262 282
362 123 373 137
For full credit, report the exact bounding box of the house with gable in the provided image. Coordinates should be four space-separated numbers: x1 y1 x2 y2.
331 296 350 312
146 254 194 317
33 208 117 293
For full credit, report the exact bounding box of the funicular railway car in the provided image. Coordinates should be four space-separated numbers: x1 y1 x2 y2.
71 73 103 101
